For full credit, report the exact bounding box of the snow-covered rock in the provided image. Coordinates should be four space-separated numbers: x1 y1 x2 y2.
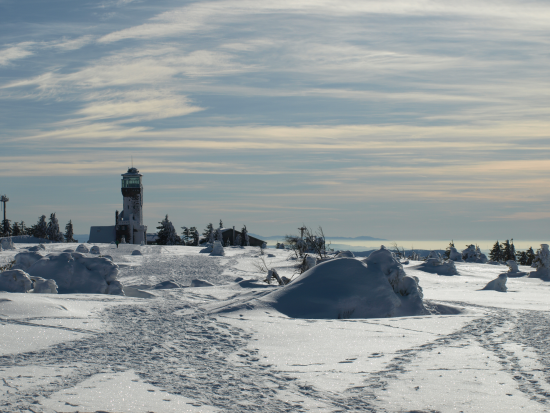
414 257 459 276
76 244 89 253
426 250 442 260
0 269 33 292
448 247 463 262
102 255 114 261
482 273 507 292
154 280 181 289
210 241 225 256
336 250 355 258
27 244 46 252
131 250 142 256
13 251 45 271
261 246 426 319
90 246 100 254
62 249 74 253
1 238 15 250
25 252 123 295
31 277 58 294
462 245 488 263
190 279 214 287
529 244 550 279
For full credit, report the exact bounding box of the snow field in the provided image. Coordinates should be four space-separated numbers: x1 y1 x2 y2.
2 243 550 412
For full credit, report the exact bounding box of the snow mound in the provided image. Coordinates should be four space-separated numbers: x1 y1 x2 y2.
76 244 89 253
260 246 426 319
103 255 114 261
448 247 463 262
529 244 550 279
31 277 58 294
413 257 459 276
210 241 225 256
27 244 46 252
336 250 355 258
25 252 123 295
426 251 442 260
462 245 488 263
131 250 142 256
0 270 32 292
90 246 100 254
62 249 74 253
154 280 181 289
482 273 507 292
190 279 215 287
1 238 15 250
13 251 45 271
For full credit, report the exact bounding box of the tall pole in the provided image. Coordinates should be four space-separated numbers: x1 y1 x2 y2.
0 195 8 223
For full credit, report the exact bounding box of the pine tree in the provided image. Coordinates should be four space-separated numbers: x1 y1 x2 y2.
489 241 502 262
64 220 76 242
46 213 64 242
32 215 48 239
516 250 528 265
1 219 12 237
444 240 455 259
219 219 224 229
181 226 190 245
156 215 180 245
501 240 515 262
241 225 249 246
191 227 199 246
526 247 536 266
19 221 29 235
12 222 21 236
203 223 214 239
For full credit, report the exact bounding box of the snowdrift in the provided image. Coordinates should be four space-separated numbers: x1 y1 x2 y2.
22 252 123 295
260 247 427 319
411 258 459 276
0 270 33 292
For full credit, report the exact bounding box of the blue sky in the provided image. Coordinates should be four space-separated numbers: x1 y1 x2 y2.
1 0 549 240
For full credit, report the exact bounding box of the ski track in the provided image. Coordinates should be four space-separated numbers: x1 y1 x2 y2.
2 252 550 412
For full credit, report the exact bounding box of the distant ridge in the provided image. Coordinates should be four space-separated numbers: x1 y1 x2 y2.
249 233 386 241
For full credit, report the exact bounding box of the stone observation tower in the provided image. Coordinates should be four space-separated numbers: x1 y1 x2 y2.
115 167 147 244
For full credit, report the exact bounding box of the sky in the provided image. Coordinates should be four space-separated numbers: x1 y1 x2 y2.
1 0 550 241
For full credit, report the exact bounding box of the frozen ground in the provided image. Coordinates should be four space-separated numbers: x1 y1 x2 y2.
1 243 550 412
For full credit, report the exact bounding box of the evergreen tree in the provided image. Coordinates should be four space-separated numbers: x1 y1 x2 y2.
526 247 536 266
19 221 28 235
181 226 191 245
444 240 455 259
219 219 224 229
489 241 502 262
501 240 515 262
46 213 64 242
241 225 249 246
12 222 21 236
64 220 77 242
156 215 180 245
510 239 516 261
203 223 214 239
516 250 528 265
1 218 12 237
32 215 48 239
191 227 199 246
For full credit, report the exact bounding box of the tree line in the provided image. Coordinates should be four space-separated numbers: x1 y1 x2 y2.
156 216 250 246
0 213 77 243
488 239 537 265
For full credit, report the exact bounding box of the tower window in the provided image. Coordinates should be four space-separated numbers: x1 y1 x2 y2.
122 177 140 188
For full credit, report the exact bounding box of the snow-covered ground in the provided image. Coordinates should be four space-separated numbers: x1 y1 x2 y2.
1 243 550 412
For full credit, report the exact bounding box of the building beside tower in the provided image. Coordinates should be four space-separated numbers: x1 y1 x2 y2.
88 167 147 244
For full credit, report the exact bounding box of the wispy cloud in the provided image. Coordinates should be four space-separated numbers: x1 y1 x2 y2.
0 42 34 66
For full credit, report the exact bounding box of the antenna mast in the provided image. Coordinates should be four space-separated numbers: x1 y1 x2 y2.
0 195 8 225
